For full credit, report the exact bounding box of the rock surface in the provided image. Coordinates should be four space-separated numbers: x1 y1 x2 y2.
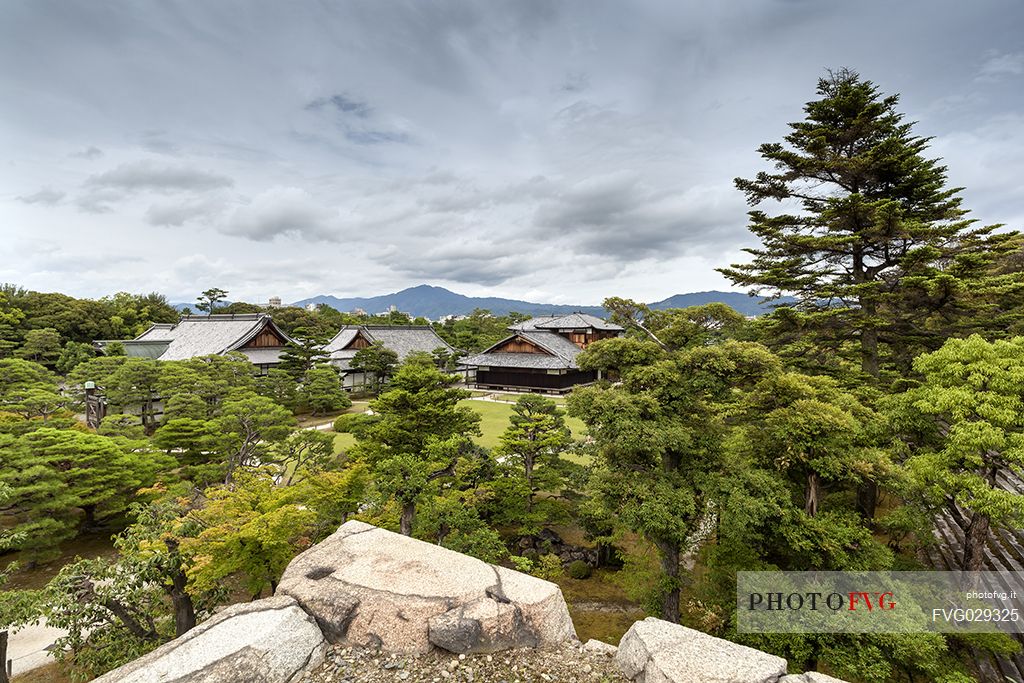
300 642 627 682
615 617 787 683
92 595 325 683
779 674 849 683
583 638 618 657
276 520 577 654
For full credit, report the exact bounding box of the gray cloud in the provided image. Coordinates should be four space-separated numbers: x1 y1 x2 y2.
70 146 104 160
977 51 1024 82
221 187 338 242
1 1 1022 303
533 173 745 258
145 196 229 227
304 92 414 147
306 94 372 118
16 188 66 206
84 160 234 193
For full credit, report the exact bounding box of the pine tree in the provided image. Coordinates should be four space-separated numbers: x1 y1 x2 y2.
300 365 350 416
494 395 571 514
720 69 1017 384
351 355 480 535
887 335 1024 572
277 331 330 380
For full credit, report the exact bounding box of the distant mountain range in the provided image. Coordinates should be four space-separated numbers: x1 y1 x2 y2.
290 285 792 318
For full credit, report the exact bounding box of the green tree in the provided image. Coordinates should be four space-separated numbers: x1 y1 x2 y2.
300 364 351 416
0 497 221 680
575 336 667 377
887 335 1024 572
195 288 228 315
255 368 300 409
15 327 61 367
735 372 887 518
352 355 481 535
494 395 571 515
0 428 168 560
720 69 1016 385
105 358 162 433
181 470 316 599
568 340 780 622
56 340 95 374
0 289 25 358
349 341 399 393
278 330 331 380
272 430 337 486
153 418 220 486
215 393 295 483
0 358 58 406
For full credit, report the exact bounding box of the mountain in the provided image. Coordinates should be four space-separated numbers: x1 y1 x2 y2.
294 285 606 319
648 291 794 317
292 285 791 319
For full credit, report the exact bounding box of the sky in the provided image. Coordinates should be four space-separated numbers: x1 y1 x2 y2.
1 1 1022 306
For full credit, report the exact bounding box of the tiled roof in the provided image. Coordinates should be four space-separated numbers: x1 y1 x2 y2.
509 313 622 332
460 352 574 370
111 314 291 362
460 330 584 370
518 331 583 363
324 325 454 367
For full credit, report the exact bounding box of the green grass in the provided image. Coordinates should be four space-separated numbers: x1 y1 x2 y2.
457 399 587 450
326 397 588 457
332 431 357 454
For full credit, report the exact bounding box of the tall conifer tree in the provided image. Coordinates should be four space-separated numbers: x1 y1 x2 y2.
721 69 1015 384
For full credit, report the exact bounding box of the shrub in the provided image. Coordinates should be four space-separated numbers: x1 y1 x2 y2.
567 560 592 580
333 413 374 435
531 553 563 582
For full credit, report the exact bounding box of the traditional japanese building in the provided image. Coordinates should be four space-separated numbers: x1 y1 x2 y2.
323 325 456 389
95 314 294 374
460 313 624 392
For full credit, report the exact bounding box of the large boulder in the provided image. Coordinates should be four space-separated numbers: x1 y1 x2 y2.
615 617 787 683
276 520 577 654
779 674 849 683
93 595 325 683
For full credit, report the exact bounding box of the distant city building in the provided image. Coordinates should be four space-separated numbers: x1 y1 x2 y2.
460 313 624 393
352 308 367 316
268 296 282 308
305 303 317 312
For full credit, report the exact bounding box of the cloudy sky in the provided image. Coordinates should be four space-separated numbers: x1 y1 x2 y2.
2 1 1022 305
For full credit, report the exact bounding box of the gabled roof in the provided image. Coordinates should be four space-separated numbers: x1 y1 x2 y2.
324 325 455 370
103 314 293 362
460 330 584 370
509 312 623 332
460 352 574 370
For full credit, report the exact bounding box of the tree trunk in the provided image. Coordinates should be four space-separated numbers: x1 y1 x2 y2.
525 454 535 512
163 539 196 637
963 510 991 573
400 501 416 536
656 539 681 623
804 470 821 517
169 573 196 637
1 630 10 683
856 481 878 521
81 504 97 529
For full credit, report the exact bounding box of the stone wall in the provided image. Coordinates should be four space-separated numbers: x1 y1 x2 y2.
92 521 846 683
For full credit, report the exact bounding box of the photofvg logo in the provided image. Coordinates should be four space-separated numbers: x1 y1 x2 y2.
747 589 896 613
737 571 1024 634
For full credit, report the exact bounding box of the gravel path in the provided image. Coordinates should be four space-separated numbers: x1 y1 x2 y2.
300 643 627 683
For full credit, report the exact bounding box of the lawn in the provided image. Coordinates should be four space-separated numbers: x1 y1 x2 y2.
457 399 587 450
328 398 588 456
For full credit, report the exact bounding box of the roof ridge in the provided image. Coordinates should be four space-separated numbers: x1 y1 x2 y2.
179 313 268 321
